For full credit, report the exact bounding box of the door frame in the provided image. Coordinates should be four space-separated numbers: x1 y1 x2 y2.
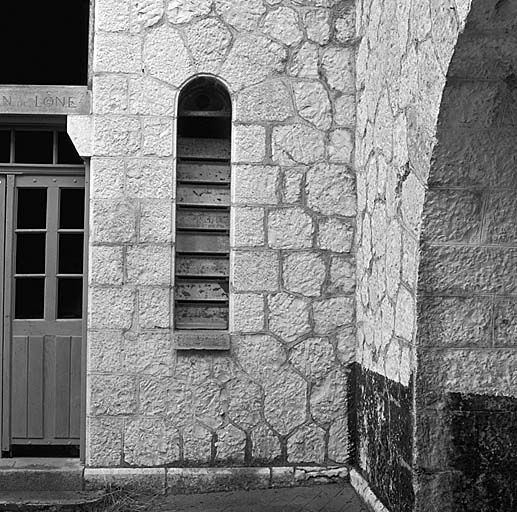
0 117 87 458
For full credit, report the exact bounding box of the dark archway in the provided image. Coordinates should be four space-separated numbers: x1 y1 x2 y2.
416 2 517 510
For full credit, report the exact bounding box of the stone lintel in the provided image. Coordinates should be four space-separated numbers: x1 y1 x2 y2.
174 331 230 351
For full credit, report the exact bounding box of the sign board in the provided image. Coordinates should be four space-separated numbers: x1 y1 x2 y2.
0 85 90 115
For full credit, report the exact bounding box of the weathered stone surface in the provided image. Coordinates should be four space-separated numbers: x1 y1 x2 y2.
283 252 325 297
85 468 166 492
233 125 266 163
263 7 303 46
232 250 279 292
126 159 174 198
272 124 325 165
93 76 128 114
287 425 325 463
182 424 212 462
90 246 124 285
87 417 123 467
313 297 353 335
124 418 180 466
335 10 355 43
306 164 355 216
268 208 313 249
293 81 331 130
234 335 286 385
96 0 130 32
328 256 355 294
123 332 173 376
142 117 174 157
485 191 517 244
233 165 279 205
133 0 164 28
264 367 307 433
226 375 263 428
89 374 137 415
317 218 353 252
88 330 124 373
282 167 305 204
334 95 356 127
93 116 140 156
184 17 232 72
328 416 348 463
236 79 293 122
305 9 331 45
288 42 319 78
268 292 311 343
140 199 173 243
89 287 135 329
310 368 348 424
231 207 264 247
231 293 265 332
216 425 246 462
335 327 355 365
216 0 265 31
418 296 492 348
138 287 171 329
251 424 281 460
321 46 354 92
94 34 141 73
167 0 212 24
221 34 286 90
494 299 517 346
289 337 334 381
329 129 354 163
126 245 172 285
129 77 176 116
143 25 193 87
91 158 125 199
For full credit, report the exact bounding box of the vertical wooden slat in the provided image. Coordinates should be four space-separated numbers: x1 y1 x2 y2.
11 336 27 438
27 336 44 438
54 336 70 438
70 336 81 438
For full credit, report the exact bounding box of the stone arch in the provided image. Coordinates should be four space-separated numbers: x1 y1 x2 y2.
416 1 517 510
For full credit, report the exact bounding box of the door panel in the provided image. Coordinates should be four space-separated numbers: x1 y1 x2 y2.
5 175 84 448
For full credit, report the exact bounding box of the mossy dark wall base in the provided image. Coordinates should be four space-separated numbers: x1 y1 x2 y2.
350 363 414 512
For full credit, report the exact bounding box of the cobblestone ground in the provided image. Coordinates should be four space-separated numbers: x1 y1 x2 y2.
105 484 369 512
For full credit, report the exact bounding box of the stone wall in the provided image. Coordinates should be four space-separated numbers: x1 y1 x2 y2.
417 2 517 510
354 0 472 510
86 0 357 468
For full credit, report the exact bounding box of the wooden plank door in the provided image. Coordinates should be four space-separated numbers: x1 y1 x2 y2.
3 175 84 449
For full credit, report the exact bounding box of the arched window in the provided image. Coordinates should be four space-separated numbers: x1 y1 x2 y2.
174 77 231 331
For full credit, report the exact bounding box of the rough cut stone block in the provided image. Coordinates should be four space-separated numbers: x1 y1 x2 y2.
231 293 265 332
321 46 354 92
126 158 174 199
328 256 355 294
268 208 313 249
226 374 262 428
123 332 174 376
288 42 319 78
233 125 266 163
216 425 246 462
313 297 354 334
485 191 517 244
215 0 266 31
290 337 334 382
94 34 142 74
140 199 173 243
251 424 281 460
317 218 353 252
282 167 304 204
138 286 171 329
143 117 174 157
268 292 311 343
126 245 172 285
89 374 137 416
89 287 135 329
494 299 517 346
129 77 176 116
91 199 137 243
233 165 279 205
133 0 164 29
87 330 124 374
167 467 270 494
93 76 128 114
263 7 303 46
85 468 166 493
232 250 279 292
95 0 130 32
283 252 325 297
236 79 293 122
86 417 124 467
233 335 286 385
329 129 354 163
287 425 325 464
93 116 141 156
264 367 307 433
272 124 325 165
309 368 349 424
231 207 265 247
293 81 331 130
306 164 355 216
143 25 193 87
90 246 124 285
271 467 295 488
305 8 331 45
91 158 125 199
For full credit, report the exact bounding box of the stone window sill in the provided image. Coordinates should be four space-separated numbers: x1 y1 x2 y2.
174 331 230 351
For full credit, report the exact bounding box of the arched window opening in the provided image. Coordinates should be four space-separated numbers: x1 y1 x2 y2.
175 77 231 330
0 0 89 85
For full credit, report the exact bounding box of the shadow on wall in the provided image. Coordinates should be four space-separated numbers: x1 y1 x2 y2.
416 0 517 510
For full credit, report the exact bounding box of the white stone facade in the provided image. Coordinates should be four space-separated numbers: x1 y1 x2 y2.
85 0 357 467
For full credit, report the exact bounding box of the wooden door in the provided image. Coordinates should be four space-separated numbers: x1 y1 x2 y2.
2 175 84 449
